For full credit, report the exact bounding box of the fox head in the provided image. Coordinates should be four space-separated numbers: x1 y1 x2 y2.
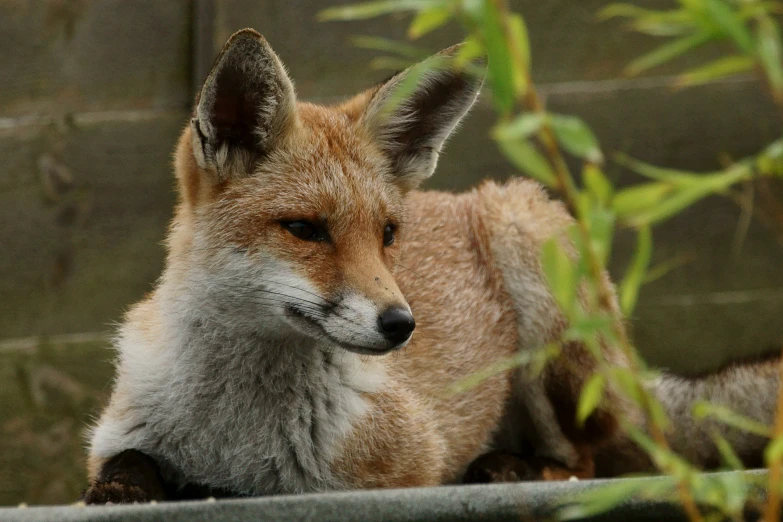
168 29 483 355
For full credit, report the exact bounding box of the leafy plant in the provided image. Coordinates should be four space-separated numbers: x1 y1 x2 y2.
321 0 783 520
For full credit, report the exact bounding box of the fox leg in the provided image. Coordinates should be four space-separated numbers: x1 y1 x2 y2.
332 386 448 488
478 180 623 471
82 450 240 504
81 450 167 504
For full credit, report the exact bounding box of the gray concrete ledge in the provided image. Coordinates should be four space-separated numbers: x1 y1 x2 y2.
0 471 767 522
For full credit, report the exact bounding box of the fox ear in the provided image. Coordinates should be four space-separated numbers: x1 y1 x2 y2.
357 45 485 191
191 29 297 181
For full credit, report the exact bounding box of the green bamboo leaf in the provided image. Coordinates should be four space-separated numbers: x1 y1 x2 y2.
739 2 783 20
454 36 484 68
588 206 616 267
567 225 591 285
613 182 673 218
369 56 417 71
615 153 701 184
626 166 751 226
497 139 557 186
608 368 645 407
581 336 605 359
758 139 783 177
350 36 429 59
765 138 783 160
703 0 754 53
620 225 652 315
558 479 650 520
676 55 755 86
565 314 613 341
492 113 545 141
631 18 695 37
549 114 604 163
626 32 712 75
598 4 664 20
541 236 578 314
756 16 783 96
529 343 562 377
377 55 448 118
318 0 442 21
599 5 696 35
583 164 613 205
766 435 783 464
508 13 532 80
711 472 749 516
644 252 695 283
444 344 560 395
482 1 516 113
625 185 708 226
408 6 452 39
711 431 745 470
693 400 773 438
647 394 671 431
625 424 690 474
677 0 704 14
757 155 776 176
575 191 594 228
577 374 606 426
444 352 530 395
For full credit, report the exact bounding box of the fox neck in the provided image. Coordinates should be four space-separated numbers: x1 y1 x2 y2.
115 280 387 494
154 272 388 396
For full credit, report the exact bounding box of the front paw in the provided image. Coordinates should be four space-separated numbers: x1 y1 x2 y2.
463 446 596 484
81 449 167 505
80 481 157 505
463 451 542 484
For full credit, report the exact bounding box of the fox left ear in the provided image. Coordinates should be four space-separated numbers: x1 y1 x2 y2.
356 45 485 191
191 29 297 182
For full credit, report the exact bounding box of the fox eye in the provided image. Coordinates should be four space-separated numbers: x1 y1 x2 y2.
383 224 396 247
282 221 327 242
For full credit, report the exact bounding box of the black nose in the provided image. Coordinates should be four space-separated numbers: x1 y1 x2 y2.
378 308 415 345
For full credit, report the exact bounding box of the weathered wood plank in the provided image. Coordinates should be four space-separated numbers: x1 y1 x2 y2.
0 0 192 117
0 80 780 372
193 0 217 95
0 339 114 506
0 113 184 339
209 0 728 101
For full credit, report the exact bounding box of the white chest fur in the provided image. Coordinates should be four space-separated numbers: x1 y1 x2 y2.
89 318 386 495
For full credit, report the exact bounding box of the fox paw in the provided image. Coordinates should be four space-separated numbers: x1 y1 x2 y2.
463 448 596 484
463 451 542 484
80 449 167 505
80 481 157 505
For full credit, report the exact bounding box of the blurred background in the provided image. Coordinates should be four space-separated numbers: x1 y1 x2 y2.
0 0 781 507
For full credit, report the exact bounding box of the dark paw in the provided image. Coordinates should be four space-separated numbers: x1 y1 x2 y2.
81 481 157 505
464 448 596 484
463 451 542 484
80 450 167 505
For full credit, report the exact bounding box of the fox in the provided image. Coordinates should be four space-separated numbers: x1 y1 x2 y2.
82 29 780 503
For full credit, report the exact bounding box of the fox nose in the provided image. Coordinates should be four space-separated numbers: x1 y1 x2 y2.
378 308 415 345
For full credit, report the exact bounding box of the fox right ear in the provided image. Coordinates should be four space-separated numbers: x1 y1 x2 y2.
354 45 485 191
191 29 297 182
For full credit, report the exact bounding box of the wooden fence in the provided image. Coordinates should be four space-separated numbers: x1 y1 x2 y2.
0 0 781 505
